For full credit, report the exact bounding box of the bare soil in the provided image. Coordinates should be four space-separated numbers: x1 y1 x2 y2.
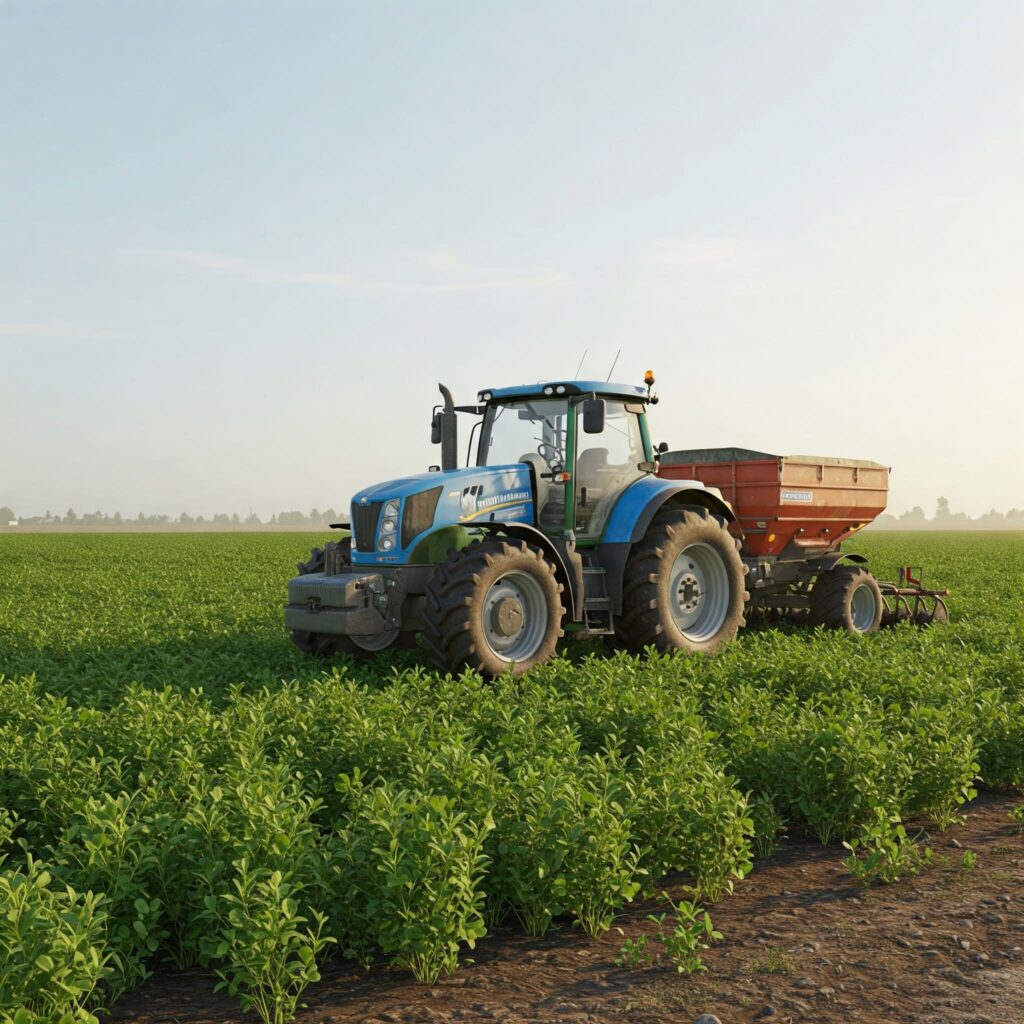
111 793 1024 1024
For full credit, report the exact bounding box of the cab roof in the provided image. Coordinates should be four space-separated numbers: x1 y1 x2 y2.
478 380 648 403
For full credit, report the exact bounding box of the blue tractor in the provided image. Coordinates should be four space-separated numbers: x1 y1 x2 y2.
285 374 748 675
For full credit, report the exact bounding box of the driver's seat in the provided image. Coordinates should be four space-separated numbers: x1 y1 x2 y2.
576 447 610 489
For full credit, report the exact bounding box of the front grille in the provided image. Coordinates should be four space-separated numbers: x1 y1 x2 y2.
402 487 442 548
351 501 382 552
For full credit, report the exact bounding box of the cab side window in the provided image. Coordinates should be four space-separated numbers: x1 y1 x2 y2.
575 404 645 539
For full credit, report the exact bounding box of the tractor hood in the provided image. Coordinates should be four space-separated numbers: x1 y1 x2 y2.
350 464 535 563
352 466 524 505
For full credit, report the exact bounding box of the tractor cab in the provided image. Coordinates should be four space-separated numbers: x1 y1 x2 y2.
471 381 654 543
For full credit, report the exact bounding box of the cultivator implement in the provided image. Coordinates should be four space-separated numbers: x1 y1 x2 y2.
877 567 949 627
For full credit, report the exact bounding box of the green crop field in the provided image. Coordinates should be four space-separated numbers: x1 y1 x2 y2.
1 531 1022 1023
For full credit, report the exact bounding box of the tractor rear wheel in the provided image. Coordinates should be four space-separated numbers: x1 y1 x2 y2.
421 539 564 676
290 539 412 658
618 506 747 655
809 565 883 634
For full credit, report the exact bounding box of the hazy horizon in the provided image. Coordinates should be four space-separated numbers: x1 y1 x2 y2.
3 2 1022 519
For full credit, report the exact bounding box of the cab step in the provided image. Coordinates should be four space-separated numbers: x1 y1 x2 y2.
581 566 615 635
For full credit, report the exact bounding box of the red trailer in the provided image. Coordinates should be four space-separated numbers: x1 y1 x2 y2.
658 447 947 632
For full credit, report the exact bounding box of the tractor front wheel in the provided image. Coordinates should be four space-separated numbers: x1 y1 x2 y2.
618 506 747 655
422 539 564 676
809 565 883 634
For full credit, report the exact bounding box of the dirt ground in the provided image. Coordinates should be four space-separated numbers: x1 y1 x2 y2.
112 793 1024 1024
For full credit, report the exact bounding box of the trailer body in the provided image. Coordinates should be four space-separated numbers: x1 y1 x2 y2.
658 448 888 558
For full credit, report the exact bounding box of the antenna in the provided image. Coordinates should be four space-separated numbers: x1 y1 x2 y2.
573 348 588 378
605 348 621 381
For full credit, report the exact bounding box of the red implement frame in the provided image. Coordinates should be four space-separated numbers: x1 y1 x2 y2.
876 566 950 626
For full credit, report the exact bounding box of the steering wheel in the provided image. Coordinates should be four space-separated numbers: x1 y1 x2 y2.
536 441 562 468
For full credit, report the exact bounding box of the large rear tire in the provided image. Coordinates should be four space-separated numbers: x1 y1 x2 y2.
290 539 412 658
809 565 883 634
618 506 747 655
421 539 564 676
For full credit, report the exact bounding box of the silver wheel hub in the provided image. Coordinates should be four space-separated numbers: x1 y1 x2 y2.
677 573 702 613
669 542 731 642
850 583 877 632
483 571 548 662
490 596 525 638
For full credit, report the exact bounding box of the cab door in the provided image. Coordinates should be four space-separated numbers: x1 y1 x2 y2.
574 400 647 541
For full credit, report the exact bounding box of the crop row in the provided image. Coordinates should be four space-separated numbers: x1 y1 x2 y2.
0 531 1021 1023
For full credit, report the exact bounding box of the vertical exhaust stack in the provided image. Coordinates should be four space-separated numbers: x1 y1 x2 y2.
438 383 458 471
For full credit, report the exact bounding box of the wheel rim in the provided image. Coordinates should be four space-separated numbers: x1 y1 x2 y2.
351 628 399 652
482 570 548 662
850 583 878 632
669 542 731 642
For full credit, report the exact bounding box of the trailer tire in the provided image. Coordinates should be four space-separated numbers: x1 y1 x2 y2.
290 540 413 658
421 539 564 677
618 506 747 655
809 565 883 634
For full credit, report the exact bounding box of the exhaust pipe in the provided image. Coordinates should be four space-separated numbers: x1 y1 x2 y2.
438 383 458 471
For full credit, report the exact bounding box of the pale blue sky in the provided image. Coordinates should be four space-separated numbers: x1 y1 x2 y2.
3 1 1022 518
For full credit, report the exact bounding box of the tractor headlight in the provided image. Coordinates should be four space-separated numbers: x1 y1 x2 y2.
378 498 400 550
543 385 554 395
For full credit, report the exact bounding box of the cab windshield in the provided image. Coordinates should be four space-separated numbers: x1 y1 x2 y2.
478 399 569 531
477 399 569 473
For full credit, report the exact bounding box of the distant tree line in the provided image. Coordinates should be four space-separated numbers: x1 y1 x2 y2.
2 497 1022 531
0 506 345 529
873 497 1024 531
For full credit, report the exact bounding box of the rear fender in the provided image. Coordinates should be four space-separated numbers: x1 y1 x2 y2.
597 479 738 615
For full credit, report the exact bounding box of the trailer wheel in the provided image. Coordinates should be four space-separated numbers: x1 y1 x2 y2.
421 539 564 676
290 540 412 658
809 565 883 634
618 506 747 655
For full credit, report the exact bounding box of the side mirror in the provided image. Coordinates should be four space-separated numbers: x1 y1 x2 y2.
657 441 669 454
582 398 605 434
431 411 443 445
